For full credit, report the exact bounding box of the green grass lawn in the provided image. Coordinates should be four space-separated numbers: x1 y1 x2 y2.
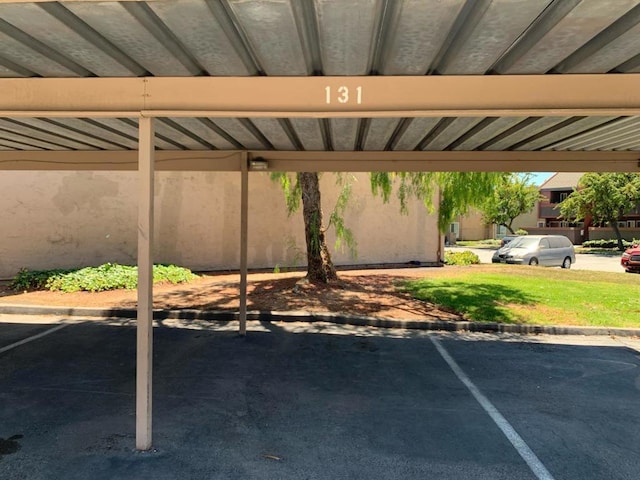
401 265 640 328
454 240 501 249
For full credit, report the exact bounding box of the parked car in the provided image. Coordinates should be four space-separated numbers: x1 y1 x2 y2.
500 235 520 247
492 235 575 268
621 245 640 273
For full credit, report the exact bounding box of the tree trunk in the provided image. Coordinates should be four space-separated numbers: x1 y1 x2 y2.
609 218 625 251
299 172 338 283
504 223 515 235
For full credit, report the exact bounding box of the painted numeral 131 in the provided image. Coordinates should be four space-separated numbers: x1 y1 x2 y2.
325 86 362 105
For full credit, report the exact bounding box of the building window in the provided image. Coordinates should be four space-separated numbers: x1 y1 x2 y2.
550 190 572 203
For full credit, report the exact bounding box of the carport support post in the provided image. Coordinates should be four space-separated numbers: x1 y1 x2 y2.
136 116 155 451
239 152 248 336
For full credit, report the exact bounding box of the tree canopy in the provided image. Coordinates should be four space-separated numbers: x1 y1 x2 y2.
559 173 640 250
479 173 542 234
370 172 508 233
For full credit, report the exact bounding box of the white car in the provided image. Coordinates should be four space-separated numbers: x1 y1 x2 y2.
492 235 575 268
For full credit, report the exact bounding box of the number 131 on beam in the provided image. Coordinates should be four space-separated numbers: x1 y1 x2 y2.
325 86 363 105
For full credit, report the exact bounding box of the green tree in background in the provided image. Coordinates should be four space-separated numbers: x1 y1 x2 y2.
479 173 543 234
559 173 640 251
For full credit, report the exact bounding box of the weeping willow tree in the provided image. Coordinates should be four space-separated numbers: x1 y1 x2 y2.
271 172 355 283
370 172 509 233
271 170 505 283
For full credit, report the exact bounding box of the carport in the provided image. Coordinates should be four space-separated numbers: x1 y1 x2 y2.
0 0 639 452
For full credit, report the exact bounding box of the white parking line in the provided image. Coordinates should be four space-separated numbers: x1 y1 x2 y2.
430 336 556 480
0 323 69 354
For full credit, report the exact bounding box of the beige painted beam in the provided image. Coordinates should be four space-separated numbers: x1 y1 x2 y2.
1 0 146 3
256 157 640 173
0 149 638 172
0 78 144 114
1 75 640 117
249 150 640 173
0 150 244 171
136 117 155 451
239 153 249 337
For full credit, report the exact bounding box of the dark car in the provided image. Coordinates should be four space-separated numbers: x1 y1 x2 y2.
500 235 520 247
621 245 640 273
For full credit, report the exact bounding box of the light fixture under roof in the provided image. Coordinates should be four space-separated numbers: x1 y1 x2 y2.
249 157 269 171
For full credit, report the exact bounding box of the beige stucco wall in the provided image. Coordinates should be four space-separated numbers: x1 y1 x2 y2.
458 206 540 240
512 208 540 233
456 210 489 241
0 171 440 279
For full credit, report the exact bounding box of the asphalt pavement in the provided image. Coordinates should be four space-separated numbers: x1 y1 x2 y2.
1 316 639 480
446 247 623 273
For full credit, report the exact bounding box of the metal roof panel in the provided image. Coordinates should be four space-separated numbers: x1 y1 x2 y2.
0 0 638 157
439 0 552 74
330 118 359 150
165 118 237 150
503 0 640 74
249 118 297 150
567 22 640 73
393 118 442 151
545 116 640 150
64 2 196 76
485 117 571 151
209 118 266 150
315 0 381 75
289 118 326 150
149 0 253 76
453 117 527 150
380 0 465 75
225 0 309 75
0 29 80 76
363 118 401 151
514 116 619 150
0 3 139 76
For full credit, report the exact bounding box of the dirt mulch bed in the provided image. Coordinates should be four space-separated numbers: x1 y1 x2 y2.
0 268 463 322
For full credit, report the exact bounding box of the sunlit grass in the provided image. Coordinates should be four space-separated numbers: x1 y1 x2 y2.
401 265 640 328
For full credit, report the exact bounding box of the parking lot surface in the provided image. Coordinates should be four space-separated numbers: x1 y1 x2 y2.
447 247 623 272
1 316 639 480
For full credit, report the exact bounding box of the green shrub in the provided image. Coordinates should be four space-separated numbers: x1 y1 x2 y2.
444 250 481 266
11 263 197 293
10 268 72 291
515 229 528 236
582 238 637 249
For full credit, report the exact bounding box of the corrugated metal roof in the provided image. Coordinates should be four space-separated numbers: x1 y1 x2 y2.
0 0 639 153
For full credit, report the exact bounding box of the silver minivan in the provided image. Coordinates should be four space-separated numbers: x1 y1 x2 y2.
492 235 576 268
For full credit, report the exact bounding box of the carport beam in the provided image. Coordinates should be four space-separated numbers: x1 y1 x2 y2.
136 116 155 451
239 153 248 336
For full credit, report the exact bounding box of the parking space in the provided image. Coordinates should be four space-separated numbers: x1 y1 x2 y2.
1 318 639 479
0 317 71 353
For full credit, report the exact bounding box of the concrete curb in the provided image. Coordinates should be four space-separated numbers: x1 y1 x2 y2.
1 303 640 337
